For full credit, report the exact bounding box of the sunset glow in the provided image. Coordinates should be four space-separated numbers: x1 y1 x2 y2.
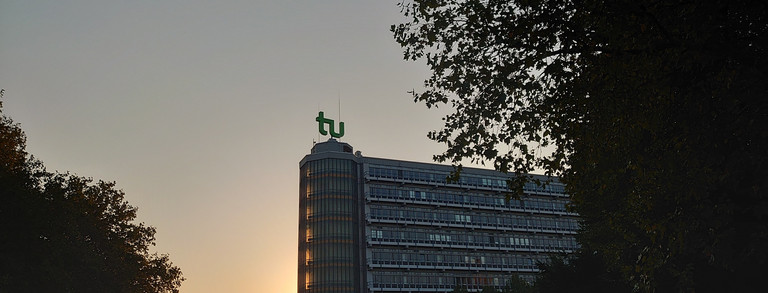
0 1 452 292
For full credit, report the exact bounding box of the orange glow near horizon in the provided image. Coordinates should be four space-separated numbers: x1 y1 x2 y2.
0 1 457 292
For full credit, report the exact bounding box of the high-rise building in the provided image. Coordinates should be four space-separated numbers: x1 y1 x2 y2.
298 139 578 293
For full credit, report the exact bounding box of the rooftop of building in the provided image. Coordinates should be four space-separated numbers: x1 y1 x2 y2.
302 138 560 184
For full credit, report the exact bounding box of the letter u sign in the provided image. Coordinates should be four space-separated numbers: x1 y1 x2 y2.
316 111 345 138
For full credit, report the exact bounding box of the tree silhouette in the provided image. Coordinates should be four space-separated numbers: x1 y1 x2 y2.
393 0 768 291
0 89 184 292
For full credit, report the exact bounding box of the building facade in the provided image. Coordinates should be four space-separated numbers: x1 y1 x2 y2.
299 139 578 293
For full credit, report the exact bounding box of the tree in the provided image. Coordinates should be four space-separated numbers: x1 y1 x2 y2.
0 89 184 292
501 275 536 293
535 251 629 293
393 0 768 291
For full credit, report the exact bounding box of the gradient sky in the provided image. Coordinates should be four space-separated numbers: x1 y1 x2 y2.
0 1 462 292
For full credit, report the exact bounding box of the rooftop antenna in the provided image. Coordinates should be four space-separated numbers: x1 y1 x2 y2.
338 89 341 141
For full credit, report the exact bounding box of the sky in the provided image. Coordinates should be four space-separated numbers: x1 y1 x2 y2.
0 1 458 292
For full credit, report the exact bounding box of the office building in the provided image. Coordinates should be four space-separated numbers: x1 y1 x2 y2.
298 139 578 293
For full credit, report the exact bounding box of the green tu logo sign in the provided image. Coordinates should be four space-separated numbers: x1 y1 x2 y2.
316 111 344 138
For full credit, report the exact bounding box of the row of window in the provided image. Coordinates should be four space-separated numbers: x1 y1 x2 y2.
306 180 355 196
305 241 357 265
370 248 548 271
304 158 356 175
307 197 358 219
369 227 579 252
370 271 535 290
367 166 566 194
368 205 578 233
369 166 507 188
306 218 357 241
304 265 356 292
368 186 573 214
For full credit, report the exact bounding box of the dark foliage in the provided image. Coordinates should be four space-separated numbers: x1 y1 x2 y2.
536 250 630 293
393 0 768 291
501 275 535 293
0 89 184 292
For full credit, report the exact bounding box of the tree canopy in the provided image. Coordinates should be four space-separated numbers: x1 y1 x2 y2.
0 89 184 292
393 0 767 291
535 251 629 293
501 275 536 293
